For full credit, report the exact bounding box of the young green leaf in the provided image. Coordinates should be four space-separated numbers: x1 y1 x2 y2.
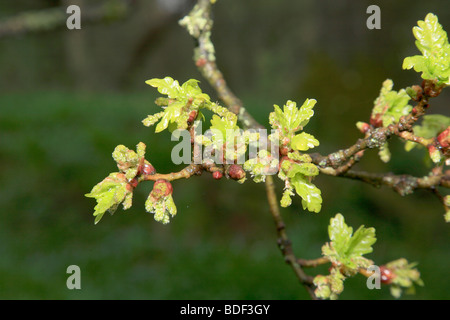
371 79 412 127
209 114 238 139
290 175 322 213
112 143 147 180
403 13 450 85
269 99 316 132
291 132 320 151
286 162 319 178
85 173 131 224
145 77 218 133
268 99 321 212
146 77 182 99
385 259 424 298
322 213 376 270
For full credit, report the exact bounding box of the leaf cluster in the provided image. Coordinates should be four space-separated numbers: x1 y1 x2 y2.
403 13 450 85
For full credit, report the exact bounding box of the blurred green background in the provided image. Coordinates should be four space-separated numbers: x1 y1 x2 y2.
0 0 449 300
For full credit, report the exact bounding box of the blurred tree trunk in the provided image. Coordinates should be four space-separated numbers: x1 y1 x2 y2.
63 0 97 90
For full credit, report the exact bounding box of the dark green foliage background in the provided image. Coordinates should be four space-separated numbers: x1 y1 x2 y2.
0 0 449 299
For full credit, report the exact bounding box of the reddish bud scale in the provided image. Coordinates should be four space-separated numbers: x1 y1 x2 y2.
227 164 246 180
359 122 370 134
153 179 173 197
127 178 138 190
116 173 126 180
278 156 295 171
212 171 223 180
423 80 443 98
437 127 450 148
196 58 207 67
142 163 156 175
411 85 423 101
370 115 383 128
379 266 395 284
280 147 289 156
188 111 198 124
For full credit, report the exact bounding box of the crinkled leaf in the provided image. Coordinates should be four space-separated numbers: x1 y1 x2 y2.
313 275 332 300
146 77 181 99
145 194 177 225
155 102 185 133
286 162 319 178
210 114 238 138
313 269 345 300
402 13 450 84
243 157 271 183
291 175 322 213
346 225 376 257
146 77 219 133
291 132 320 151
328 213 353 254
85 173 130 224
385 259 424 298
112 143 147 180
324 214 377 270
269 99 316 132
372 79 412 127
181 79 202 97
287 152 312 162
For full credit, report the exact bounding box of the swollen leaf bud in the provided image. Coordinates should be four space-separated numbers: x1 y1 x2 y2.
356 121 370 134
227 164 246 180
428 145 441 163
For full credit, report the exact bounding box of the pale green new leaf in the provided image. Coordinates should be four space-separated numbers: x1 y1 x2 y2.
385 258 424 298
146 77 181 99
313 269 345 300
328 213 353 254
269 99 316 132
291 175 322 213
286 162 319 178
210 114 238 138
112 143 147 180
291 132 320 151
154 102 185 133
324 214 376 270
146 77 217 133
145 194 178 225
346 225 376 257
372 79 412 127
402 13 450 84
181 79 202 97
85 173 130 224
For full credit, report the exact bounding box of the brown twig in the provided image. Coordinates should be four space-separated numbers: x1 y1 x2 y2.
265 175 316 298
311 86 432 169
142 163 203 182
298 257 330 268
181 0 317 299
317 167 449 196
